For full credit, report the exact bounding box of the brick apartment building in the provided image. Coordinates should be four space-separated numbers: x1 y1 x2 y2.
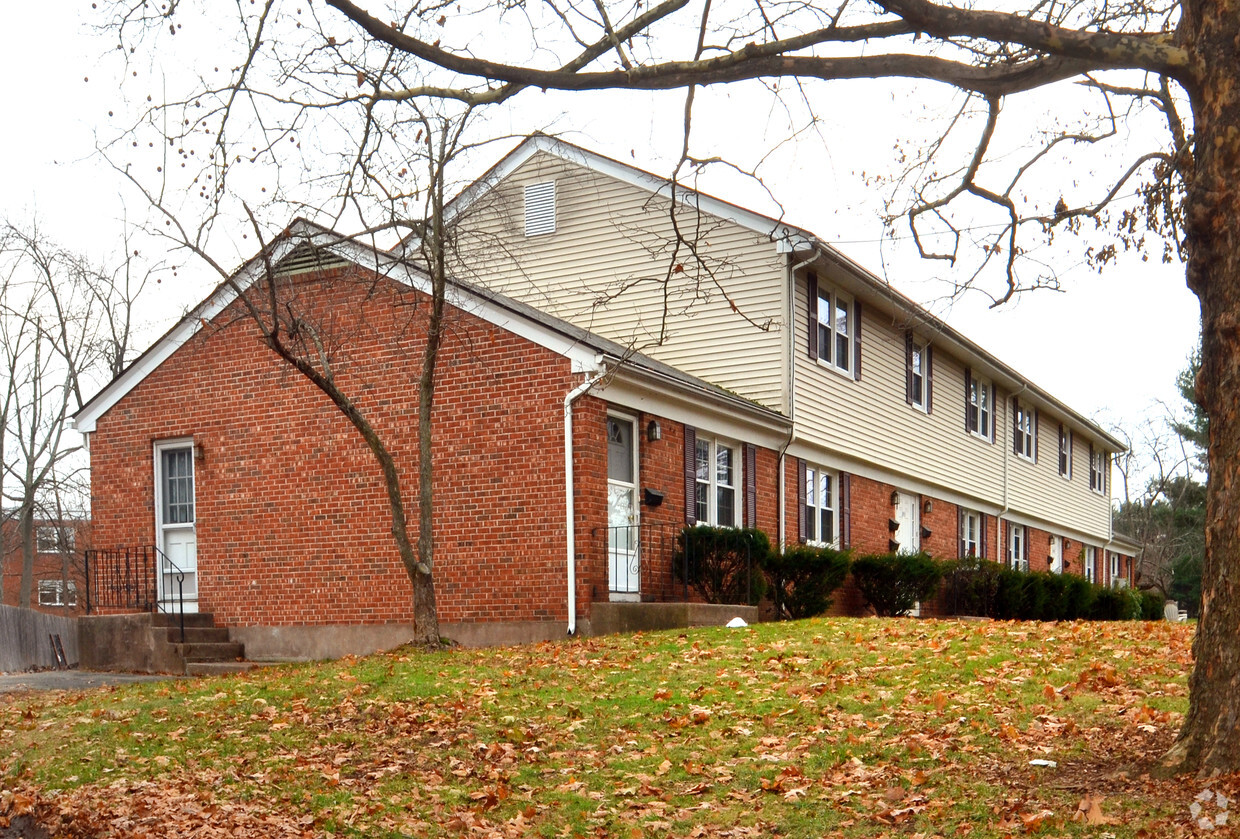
71 136 1137 658
1 516 89 615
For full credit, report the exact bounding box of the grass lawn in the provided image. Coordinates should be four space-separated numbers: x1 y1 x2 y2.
1 617 1230 838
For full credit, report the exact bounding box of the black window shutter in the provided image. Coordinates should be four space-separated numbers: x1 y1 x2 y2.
796 458 807 544
925 345 934 413
904 331 914 405
806 272 818 361
1089 441 1095 489
853 299 863 381
840 472 851 548
1012 396 1021 455
744 444 757 528
683 426 697 525
964 367 972 432
1033 409 1040 463
1004 520 1011 566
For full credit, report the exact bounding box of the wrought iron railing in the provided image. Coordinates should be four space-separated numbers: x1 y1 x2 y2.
84 545 187 642
595 522 755 605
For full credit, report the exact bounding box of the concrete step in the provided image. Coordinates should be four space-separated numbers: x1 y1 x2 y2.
152 612 218 629
174 642 246 663
164 626 231 644
186 661 278 677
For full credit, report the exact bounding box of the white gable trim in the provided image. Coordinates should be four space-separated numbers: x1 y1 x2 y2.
73 220 603 433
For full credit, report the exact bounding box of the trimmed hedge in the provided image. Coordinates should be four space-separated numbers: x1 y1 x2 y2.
673 525 770 605
942 558 1152 621
1139 589 1166 621
763 545 852 620
851 552 943 617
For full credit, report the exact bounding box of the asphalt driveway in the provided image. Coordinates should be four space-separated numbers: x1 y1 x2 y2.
0 670 175 696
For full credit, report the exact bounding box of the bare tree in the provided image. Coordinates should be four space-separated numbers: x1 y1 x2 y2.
97 0 1240 773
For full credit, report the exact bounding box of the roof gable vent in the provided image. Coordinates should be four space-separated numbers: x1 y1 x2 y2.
524 181 556 236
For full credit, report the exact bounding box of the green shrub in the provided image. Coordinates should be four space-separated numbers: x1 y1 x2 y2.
1062 574 1095 620
1089 586 1141 620
995 568 1025 620
674 525 770 605
941 557 1002 617
1017 572 1050 621
763 545 851 619
1039 573 1070 621
1139 590 1166 621
851 552 943 617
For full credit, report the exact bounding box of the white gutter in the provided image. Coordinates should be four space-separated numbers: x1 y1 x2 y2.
778 250 820 549
564 363 606 636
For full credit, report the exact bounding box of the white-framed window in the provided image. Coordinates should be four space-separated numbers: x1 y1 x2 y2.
906 333 931 412
38 579 77 608
1109 552 1123 586
1008 523 1028 572
523 181 556 236
695 437 738 527
815 285 853 375
966 372 992 440
960 508 982 558
1058 424 1072 479
1012 399 1035 460
1084 546 1097 583
804 465 838 546
36 525 75 553
1089 445 1108 494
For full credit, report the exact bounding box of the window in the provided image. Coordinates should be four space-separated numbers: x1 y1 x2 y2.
523 181 556 236
1084 546 1097 583
1012 398 1036 460
804 466 838 546
965 370 992 440
36 525 75 553
1089 445 1108 494
695 437 738 526
38 579 77 608
814 285 852 374
1109 552 1124 587
1008 523 1028 572
906 333 932 412
1058 424 1072 479
959 509 982 558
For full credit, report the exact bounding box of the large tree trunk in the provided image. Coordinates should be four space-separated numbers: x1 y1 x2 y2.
18 503 34 608
1164 1 1240 774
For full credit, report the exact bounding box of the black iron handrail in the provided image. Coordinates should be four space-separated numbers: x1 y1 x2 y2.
83 545 188 642
594 522 754 605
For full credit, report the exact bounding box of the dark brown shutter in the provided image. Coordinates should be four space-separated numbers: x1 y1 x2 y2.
684 426 697 525
1068 429 1074 477
957 506 965 558
806 272 818 361
853 299 863 381
840 472 852 548
981 515 988 560
1024 525 1031 564
925 345 934 413
1004 520 1011 566
1012 396 1021 455
743 444 757 528
1033 409 1040 463
1089 441 1095 490
904 331 914 405
964 367 973 432
796 458 807 544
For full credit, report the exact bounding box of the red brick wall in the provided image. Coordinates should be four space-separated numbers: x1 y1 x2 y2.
1 520 90 615
91 267 584 628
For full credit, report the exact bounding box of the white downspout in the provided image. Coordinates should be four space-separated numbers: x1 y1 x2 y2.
564 364 606 636
779 250 818 549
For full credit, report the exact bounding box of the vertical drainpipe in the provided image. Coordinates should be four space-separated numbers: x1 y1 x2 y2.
998 381 1029 559
781 249 818 549
564 363 606 636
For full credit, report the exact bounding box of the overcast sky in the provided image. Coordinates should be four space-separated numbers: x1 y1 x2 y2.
1 2 1202 475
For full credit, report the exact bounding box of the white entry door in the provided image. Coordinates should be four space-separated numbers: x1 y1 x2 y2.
606 415 640 598
156 441 199 613
1049 535 1064 574
893 492 921 554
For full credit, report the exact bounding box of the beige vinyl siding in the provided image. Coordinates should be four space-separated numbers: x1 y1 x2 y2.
793 270 1112 541
454 152 788 411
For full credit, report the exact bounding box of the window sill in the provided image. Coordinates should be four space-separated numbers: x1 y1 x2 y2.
813 357 854 380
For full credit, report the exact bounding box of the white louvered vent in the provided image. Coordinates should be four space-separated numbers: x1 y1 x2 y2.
274 244 348 277
523 181 556 236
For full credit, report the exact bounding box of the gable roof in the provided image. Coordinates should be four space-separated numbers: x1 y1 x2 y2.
72 218 789 435
428 133 1124 451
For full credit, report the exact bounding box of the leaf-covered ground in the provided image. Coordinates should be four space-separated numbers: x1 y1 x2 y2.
1 618 1232 838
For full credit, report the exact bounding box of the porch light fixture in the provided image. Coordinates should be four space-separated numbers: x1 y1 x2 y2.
193 442 205 462
923 499 933 514
646 420 662 442
890 490 900 506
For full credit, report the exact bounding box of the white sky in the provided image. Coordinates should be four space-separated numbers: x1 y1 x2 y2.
1 2 1202 474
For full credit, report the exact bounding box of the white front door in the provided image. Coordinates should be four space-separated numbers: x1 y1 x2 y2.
155 441 199 613
893 492 921 554
606 415 639 598
1049 535 1064 574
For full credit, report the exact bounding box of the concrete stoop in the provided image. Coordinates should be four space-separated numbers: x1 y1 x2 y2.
152 613 246 674
79 612 248 675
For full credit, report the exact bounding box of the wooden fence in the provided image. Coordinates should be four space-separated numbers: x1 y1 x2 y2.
0 604 78 672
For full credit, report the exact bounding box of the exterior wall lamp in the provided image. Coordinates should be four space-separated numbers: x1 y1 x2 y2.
646 420 661 442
